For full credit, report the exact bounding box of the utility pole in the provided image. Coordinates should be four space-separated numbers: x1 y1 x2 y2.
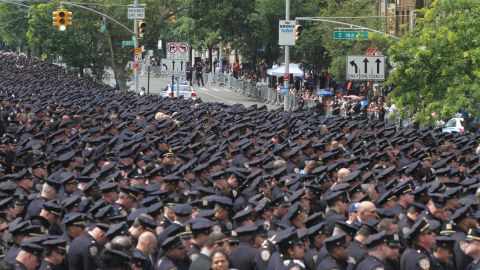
284 0 290 111
133 0 139 93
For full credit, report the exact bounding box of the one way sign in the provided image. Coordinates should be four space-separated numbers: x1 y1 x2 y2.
346 56 385 81
161 58 187 76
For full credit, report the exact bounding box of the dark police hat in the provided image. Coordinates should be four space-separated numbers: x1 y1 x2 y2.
276 228 303 248
325 233 347 251
42 236 67 251
162 235 184 250
466 227 480 241
61 213 86 227
364 232 387 248
172 203 193 217
385 233 402 248
429 193 448 208
435 236 455 249
406 218 434 239
20 238 44 257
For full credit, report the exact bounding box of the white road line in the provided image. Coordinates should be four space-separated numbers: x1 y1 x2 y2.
212 87 224 92
200 87 208 91
196 89 236 105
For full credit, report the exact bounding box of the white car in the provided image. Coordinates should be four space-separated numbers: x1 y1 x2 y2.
163 82 197 99
442 117 465 134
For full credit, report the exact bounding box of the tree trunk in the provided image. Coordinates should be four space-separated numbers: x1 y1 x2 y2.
208 46 213 72
106 28 128 90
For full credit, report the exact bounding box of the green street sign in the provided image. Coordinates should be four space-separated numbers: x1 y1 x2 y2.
121 40 135 46
333 31 369 40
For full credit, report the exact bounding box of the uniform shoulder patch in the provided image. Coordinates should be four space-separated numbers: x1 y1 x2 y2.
88 245 98 256
212 225 221 233
373 266 384 270
260 250 270 262
417 257 430 270
402 227 410 235
190 253 199 262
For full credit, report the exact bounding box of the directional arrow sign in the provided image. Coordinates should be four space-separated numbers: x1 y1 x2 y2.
161 58 187 76
350 61 358 74
346 55 385 81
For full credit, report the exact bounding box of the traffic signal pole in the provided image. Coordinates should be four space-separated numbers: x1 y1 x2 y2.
284 0 290 112
133 0 139 93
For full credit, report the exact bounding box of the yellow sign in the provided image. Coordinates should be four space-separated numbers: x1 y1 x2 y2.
134 48 142 54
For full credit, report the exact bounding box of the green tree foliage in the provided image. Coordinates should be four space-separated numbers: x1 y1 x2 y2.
27 1 109 80
387 0 480 124
0 2 29 50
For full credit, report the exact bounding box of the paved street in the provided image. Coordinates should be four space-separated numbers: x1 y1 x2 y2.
104 72 280 109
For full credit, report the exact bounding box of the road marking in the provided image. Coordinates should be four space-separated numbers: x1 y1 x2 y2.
212 87 223 92
196 88 235 105
200 87 208 91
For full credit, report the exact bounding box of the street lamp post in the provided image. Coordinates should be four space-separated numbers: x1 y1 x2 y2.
284 0 290 112
133 0 139 93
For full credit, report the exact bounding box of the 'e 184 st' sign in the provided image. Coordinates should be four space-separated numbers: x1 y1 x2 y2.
279 20 296 46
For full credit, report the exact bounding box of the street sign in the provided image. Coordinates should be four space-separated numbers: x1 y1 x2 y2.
128 7 145 19
334 31 369 40
166 42 189 60
161 58 187 76
284 73 290 82
346 56 385 81
279 20 296 46
134 47 142 55
122 40 134 46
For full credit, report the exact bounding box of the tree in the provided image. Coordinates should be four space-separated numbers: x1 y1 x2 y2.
26 1 109 80
0 2 29 52
387 0 480 124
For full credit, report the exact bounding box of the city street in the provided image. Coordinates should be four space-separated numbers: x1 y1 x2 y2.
104 72 280 109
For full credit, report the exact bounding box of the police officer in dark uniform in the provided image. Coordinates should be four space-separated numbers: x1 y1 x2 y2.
316 234 354 270
68 223 109 270
356 232 389 270
347 222 377 265
57 172 79 202
397 202 424 238
156 235 188 270
432 236 455 270
276 228 307 270
384 233 402 270
400 218 437 270
13 170 35 197
324 191 348 235
228 225 260 270
450 206 476 270
187 218 211 262
25 178 61 220
5 219 30 262
304 222 327 270
39 237 67 270
211 196 233 234
61 212 87 245
14 239 44 270
464 227 480 270
269 194 291 231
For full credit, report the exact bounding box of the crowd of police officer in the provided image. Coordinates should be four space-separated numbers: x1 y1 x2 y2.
0 52 480 270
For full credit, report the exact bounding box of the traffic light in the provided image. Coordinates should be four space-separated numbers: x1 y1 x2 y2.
52 8 72 31
138 20 146 39
295 25 303 40
168 14 176 24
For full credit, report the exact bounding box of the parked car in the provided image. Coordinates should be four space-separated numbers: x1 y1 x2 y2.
162 82 197 99
442 117 466 134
